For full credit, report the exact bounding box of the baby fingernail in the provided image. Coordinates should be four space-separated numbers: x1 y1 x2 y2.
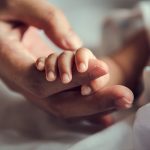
47 71 56 81
78 63 87 73
81 85 92 96
37 62 44 71
62 73 71 84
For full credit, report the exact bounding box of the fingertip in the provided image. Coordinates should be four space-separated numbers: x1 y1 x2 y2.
75 48 91 73
37 62 44 71
45 53 58 81
46 71 56 82
96 85 134 110
61 73 72 84
81 85 92 96
36 57 45 71
78 62 88 73
114 86 134 109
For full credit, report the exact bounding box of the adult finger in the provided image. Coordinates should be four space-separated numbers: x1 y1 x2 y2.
40 85 134 118
2 0 82 50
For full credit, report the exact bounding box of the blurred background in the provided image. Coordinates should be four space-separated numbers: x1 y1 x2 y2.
48 0 140 49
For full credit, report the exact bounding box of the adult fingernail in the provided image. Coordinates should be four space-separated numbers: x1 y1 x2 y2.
116 98 133 109
47 71 56 81
62 73 71 84
81 85 92 95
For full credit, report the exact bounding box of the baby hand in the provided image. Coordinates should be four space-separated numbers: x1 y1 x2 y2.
35 48 109 95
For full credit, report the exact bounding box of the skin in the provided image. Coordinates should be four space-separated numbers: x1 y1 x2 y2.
0 22 133 119
0 0 82 50
35 28 150 120
83 29 150 124
36 48 107 85
0 0 135 120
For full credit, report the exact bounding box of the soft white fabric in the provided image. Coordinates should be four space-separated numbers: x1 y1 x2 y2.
69 115 134 150
134 103 150 150
133 67 150 150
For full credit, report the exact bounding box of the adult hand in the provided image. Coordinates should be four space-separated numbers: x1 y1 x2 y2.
0 20 107 98
0 0 134 119
0 0 82 50
0 21 133 119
